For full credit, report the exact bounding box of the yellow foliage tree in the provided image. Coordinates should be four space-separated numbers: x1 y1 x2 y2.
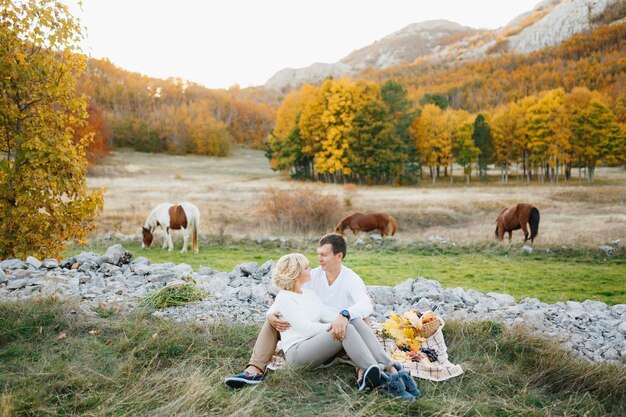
490 102 527 182
525 89 570 182
409 104 452 183
0 0 104 259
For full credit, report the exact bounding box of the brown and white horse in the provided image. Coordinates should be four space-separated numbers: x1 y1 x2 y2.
334 212 398 237
142 202 200 253
495 203 540 243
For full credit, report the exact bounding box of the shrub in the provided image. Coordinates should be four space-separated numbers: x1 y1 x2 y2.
140 282 207 309
260 187 341 234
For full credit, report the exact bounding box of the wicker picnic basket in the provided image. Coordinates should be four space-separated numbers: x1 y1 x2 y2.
414 317 441 339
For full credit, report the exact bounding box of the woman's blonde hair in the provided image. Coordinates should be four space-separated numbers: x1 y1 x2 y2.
272 253 309 290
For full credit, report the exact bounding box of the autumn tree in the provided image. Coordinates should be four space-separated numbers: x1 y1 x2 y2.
72 102 112 164
526 89 570 182
490 102 526 183
266 85 316 178
565 87 625 181
409 104 452 183
0 0 104 259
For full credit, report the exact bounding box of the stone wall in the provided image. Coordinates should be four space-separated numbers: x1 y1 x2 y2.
1 244 624 365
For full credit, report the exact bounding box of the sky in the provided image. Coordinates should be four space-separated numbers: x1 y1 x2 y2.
67 0 542 90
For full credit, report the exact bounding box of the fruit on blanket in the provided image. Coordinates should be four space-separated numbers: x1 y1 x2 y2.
402 327 415 339
422 310 437 324
389 311 402 323
392 350 410 362
404 310 423 330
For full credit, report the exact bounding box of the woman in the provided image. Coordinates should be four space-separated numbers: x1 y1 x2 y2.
271 253 413 395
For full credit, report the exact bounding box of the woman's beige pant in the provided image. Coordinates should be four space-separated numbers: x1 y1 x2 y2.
285 319 394 370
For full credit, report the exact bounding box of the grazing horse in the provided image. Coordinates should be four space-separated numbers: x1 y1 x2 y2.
495 203 540 243
334 212 398 237
142 202 200 253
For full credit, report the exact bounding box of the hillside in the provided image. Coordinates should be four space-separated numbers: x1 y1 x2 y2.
264 0 626 91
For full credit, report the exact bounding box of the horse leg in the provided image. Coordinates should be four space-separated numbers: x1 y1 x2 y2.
161 229 168 250
521 223 530 242
181 228 189 253
507 231 512 241
166 229 174 252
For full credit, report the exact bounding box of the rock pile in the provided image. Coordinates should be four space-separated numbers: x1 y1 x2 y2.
1 244 623 366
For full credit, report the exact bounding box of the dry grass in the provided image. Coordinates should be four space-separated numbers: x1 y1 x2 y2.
86 149 626 246
259 187 342 234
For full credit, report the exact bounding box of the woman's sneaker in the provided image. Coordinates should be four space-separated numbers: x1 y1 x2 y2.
224 371 265 389
356 365 382 391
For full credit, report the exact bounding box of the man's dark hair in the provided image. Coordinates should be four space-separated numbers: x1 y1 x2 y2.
318 233 347 260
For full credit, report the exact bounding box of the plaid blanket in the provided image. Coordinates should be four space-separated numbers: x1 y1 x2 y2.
267 319 463 382
372 318 464 382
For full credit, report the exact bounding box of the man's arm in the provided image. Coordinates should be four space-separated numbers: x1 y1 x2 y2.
266 297 290 332
343 286 373 319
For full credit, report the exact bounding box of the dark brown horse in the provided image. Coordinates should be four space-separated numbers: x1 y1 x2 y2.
334 212 398 237
495 203 540 243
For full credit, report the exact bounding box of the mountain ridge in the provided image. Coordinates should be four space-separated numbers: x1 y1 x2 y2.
264 0 625 91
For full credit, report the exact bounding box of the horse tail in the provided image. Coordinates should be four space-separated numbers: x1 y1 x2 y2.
529 207 540 242
387 216 398 236
191 205 200 253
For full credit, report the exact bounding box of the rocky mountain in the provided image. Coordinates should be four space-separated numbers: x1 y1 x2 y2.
264 0 625 91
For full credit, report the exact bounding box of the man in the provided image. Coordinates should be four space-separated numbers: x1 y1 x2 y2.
225 233 372 388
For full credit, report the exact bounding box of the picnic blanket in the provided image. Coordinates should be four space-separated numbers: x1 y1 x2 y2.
267 319 463 382
372 318 464 382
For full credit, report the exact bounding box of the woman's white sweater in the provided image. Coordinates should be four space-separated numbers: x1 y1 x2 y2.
272 288 338 353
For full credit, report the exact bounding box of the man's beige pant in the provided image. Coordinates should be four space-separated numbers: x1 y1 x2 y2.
246 320 279 372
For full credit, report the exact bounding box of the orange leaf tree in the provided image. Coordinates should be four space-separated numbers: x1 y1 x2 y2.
0 0 104 259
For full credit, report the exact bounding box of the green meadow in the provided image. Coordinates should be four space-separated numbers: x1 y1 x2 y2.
70 238 626 305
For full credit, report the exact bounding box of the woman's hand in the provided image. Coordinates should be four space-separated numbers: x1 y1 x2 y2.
268 311 291 332
327 314 349 340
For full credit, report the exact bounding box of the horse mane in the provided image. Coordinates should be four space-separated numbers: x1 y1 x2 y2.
144 202 173 232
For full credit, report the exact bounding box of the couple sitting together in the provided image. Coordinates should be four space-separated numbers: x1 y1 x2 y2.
224 233 421 401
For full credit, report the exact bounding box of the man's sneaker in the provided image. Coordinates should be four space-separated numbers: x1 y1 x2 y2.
224 371 265 389
398 370 421 398
379 372 415 402
356 365 382 391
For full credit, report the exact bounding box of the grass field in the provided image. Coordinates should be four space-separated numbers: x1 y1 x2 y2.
71 238 626 305
86 148 626 245
1 299 624 417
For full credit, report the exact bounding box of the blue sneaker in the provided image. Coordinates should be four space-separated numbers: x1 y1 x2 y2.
380 372 415 402
356 365 382 391
224 371 265 389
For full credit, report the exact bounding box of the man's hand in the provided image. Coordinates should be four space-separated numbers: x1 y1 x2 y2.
268 311 290 332
327 314 349 340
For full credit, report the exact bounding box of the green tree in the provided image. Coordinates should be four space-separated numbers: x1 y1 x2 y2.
472 113 493 181
0 0 104 258
381 80 417 182
419 93 450 110
347 84 406 184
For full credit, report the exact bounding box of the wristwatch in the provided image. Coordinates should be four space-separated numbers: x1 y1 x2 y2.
340 309 351 320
